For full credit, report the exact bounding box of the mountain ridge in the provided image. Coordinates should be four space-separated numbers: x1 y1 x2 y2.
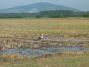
0 2 79 13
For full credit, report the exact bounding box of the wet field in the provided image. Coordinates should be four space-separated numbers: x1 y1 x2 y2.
0 36 89 57
0 46 88 57
0 18 89 67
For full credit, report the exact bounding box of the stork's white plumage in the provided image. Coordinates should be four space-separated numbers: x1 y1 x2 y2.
39 34 44 39
41 34 43 39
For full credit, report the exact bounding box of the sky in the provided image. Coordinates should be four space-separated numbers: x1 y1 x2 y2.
0 0 88 11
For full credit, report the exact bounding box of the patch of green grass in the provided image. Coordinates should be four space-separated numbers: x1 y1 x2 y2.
1 54 89 67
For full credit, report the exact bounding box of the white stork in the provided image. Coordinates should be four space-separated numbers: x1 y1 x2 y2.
39 33 44 39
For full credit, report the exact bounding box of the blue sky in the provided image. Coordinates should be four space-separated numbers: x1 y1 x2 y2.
0 0 88 11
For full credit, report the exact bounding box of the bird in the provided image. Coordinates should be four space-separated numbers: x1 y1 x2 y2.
38 33 44 39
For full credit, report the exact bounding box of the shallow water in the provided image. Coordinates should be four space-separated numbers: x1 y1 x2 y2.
0 37 89 57
0 46 89 57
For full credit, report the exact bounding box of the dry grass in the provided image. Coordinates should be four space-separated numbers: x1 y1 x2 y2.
0 18 89 37
0 54 29 64
0 18 89 49
0 18 89 67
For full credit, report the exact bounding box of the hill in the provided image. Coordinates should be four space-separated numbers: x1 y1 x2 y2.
0 2 78 13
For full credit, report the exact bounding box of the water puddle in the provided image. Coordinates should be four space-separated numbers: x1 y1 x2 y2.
0 37 89 57
0 46 89 57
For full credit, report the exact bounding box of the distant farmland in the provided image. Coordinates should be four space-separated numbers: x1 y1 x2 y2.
0 18 89 36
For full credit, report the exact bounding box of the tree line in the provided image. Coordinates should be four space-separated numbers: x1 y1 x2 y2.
0 10 89 18
38 10 89 18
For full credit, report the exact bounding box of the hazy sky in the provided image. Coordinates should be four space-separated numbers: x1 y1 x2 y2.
0 0 88 11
